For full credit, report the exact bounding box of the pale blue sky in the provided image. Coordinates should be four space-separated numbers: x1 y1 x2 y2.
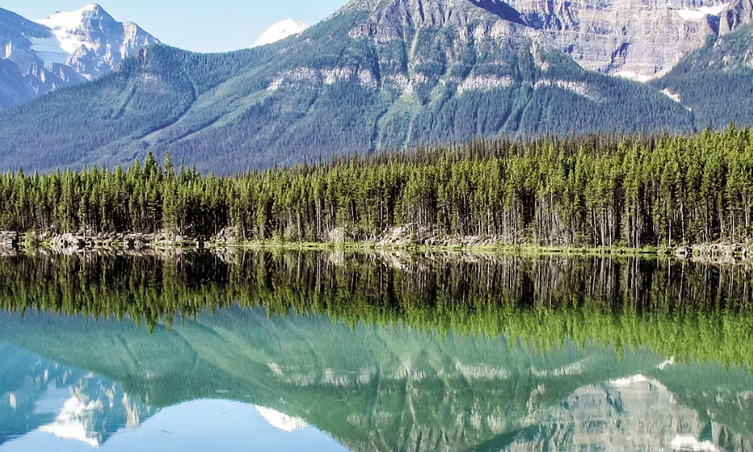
1 0 349 52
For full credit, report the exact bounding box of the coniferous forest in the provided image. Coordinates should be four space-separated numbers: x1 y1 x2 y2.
1 127 753 248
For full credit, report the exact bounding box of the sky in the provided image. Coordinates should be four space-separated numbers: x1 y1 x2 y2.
0 0 349 52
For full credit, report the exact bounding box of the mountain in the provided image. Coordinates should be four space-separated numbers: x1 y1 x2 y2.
254 19 309 47
0 342 151 448
0 0 695 173
653 18 753 128
0 7 78 110
506 0 741 81
0 3 159 111
0 309 750 451
1 0 753 173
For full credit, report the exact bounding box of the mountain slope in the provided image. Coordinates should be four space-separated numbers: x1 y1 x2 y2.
0 3 159 111
0 59 36 110
0 0 695 174
0 7 73 108
653 21 753 129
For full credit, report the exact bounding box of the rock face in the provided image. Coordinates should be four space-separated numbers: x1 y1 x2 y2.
515 0 738 80
342 0 753 81
0 3 159 110
720 0 753 34
502 374 753 451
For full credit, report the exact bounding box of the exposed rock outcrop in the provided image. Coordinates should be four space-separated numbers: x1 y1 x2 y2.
341 0 753 81
720 0 753 34
50 234 88 253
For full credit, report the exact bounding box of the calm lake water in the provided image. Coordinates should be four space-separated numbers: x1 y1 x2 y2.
0 251 751 451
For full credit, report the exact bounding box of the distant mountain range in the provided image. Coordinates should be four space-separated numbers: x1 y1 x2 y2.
1 0 753 173
0 3 159 110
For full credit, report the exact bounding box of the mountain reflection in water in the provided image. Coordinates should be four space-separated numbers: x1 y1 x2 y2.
0 251 750 451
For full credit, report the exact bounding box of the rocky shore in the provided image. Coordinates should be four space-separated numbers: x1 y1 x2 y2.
0 230 214 254
673 243 750 264
0 229 750 262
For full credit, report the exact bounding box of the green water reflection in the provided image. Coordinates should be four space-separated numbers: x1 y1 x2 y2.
0 251 750 451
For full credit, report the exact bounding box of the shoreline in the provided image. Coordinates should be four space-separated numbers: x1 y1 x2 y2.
0 231 750 262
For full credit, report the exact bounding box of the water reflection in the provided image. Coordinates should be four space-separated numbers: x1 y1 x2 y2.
0 251 750 451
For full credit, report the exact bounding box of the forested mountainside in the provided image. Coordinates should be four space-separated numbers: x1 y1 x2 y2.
0 4 159 111
1 129 752 248
0 0 709 174
1 0 752 174
653 21 753 129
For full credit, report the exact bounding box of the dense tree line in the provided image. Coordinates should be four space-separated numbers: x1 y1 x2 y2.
1 127 753 247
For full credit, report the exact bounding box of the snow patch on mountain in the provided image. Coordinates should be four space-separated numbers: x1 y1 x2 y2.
671 435 719 451
661 89 682 103
657 356 676 369
39 396 103 447
37 3 99 31
610 374 649 387
255 406 307 432
35 3 100 56
676 4 730 21
613 71 655 83
254 19 309 47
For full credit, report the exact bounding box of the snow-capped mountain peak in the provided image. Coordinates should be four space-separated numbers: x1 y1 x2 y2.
34 3 157 76
36 3 159 79
36 3 107 35
254 19 309 47
0 4 159 110
30 4 105 68
39 397 103 447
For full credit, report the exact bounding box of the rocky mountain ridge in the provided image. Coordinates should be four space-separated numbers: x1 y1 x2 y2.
340 0 753 81
0 3 158 111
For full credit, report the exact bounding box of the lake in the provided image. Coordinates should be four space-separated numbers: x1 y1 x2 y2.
0 251 751 451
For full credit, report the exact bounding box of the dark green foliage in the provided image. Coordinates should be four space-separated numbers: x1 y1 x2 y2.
2 129 753 247
1 251 753 369
654 23 753 129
